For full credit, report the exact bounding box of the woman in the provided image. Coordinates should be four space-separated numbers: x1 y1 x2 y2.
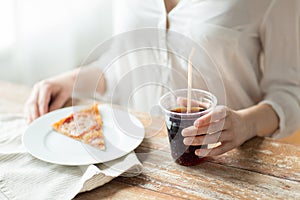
25 0 300 157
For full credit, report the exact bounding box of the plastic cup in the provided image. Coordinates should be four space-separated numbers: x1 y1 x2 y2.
159 89 217 166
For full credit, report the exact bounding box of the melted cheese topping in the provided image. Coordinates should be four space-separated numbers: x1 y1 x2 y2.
61 112 99 137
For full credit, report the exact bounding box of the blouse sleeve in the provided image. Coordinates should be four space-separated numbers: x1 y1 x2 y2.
259 0 300 138
86 47 120 104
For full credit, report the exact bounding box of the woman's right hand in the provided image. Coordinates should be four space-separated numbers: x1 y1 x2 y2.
24 70 78 123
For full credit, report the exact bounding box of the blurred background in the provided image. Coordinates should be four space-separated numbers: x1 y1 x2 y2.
0 0 113 85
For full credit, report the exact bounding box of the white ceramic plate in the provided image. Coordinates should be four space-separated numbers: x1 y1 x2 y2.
23 105 145 166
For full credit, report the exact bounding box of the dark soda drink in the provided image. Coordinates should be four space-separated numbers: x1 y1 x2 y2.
166 107 206 166
159 89 217 166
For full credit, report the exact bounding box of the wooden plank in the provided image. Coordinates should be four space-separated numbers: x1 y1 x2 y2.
0 81 30 103
0 81 31 114
74 180 184 200
131 146 300 199
137 117 300 182
206 137 300 182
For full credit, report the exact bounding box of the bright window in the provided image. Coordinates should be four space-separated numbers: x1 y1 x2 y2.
0 0 15 52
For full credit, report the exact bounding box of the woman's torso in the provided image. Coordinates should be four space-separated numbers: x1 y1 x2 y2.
108 0 273 112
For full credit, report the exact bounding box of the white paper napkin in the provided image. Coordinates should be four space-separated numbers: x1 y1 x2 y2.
0 114 143 200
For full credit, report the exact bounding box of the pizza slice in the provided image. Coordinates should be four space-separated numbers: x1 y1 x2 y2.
52 103 105 150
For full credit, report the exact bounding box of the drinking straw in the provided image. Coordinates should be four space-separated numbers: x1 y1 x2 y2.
187 48 196 114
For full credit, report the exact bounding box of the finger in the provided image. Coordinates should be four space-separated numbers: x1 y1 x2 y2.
29 102 40 122
182 126 206 137
177 97 200 107
182 117 229 137
184 131 230 146
24 101 31 123
177 97 210 108
194 106 229 127
24 106 32 124
25 86 40 123
195 142 234 157
38 83 52 115
49 93 69 112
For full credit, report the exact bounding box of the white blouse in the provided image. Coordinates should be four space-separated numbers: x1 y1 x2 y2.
91 0 300 138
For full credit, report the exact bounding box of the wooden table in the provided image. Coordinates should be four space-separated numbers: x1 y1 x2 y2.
1 81 300 199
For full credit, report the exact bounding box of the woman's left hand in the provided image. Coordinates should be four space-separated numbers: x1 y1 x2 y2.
182 105 257 157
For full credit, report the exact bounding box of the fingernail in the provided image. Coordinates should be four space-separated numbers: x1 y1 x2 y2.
183 138 191 145
195 149 208 157
194 120 201 127
181 129 187 136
